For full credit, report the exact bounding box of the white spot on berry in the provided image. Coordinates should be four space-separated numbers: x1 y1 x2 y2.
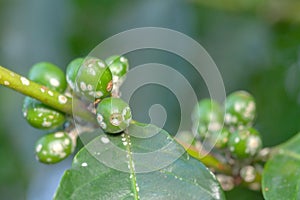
110 113 122 126
80 82 87 91
54 132 64 138
10 72 15 77
122 107 131 120
234 137 240 143
46 158 52 162
87 68 96 76
100 122 107 129
111 65 123 74
48 91 54 96
120 56 127 63
20 77 30 86
246 136 261 155
100 136 110 144
95 91 103 98
50 78 60 87
98 61 105 68
36 144 42 152
96 113 103 123
42 121 52 127
64 138 70 145
40 88 45 93
81 162 88 167
59 152 66 158
58 95 67 104
87 84 93 91
234 102 243 112
244 101 255 119
88 91 94 97
4 81 9 85
51 142 63 153
247 102 255 112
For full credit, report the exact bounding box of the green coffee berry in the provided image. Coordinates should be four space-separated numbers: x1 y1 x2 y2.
228 127 262 159
96 97 132 134
35 131 73 164
206 128 230 149
105 55 129 84
192 99 224 138
23 97 65 130
75 57 113 101
225 90 256 128
28 62 67 93
66 58 84 90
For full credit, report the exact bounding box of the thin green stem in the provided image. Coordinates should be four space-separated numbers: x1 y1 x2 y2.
0 65 268 190
130 120 233 175
0 66 96 123
175 139 232 175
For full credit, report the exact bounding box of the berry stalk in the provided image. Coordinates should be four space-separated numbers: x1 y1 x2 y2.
176 139 232 175
0 66 95 123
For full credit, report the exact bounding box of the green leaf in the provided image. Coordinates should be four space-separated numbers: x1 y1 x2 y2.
54 122 225 200
262 133 300 200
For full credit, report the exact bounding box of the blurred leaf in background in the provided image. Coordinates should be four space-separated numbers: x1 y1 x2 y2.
192 0 300 23
0 100 28 199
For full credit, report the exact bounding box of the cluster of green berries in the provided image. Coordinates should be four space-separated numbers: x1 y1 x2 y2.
22 55 131 164
193 91 262 159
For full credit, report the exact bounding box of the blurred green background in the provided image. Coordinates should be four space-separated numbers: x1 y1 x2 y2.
1 0 300 199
